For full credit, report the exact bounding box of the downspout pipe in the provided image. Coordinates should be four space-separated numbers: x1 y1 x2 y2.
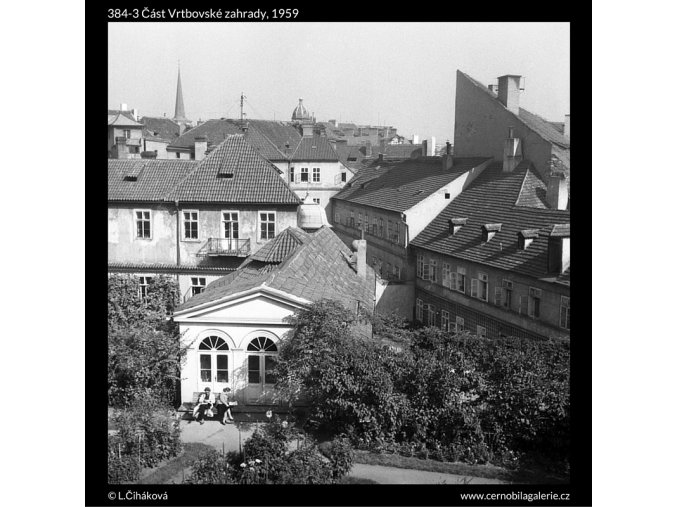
175 200 181 267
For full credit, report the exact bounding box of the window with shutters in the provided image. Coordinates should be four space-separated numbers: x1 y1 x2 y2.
427 304 436 326
415 298 423 322
429 259 438 283
455 316 464 333
441 310 450 332
477 325 486 338
422 258 430 280
300 167 309 182
560 296 571 330
527 287 542 318
456 267 466 293
442 263 451 288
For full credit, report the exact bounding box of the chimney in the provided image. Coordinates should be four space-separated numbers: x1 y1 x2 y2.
497 75 522 114
351 239 367 279
302 122 314 137
120 103 128 111
365 140 372 157
442 142 453 170
422 140 428 156
503 126 522 172
412 134 419 144
547 224 570 274
132 108 139 121
431 137 436 156
546 169 568 210
194 136 208 161
564 114 570 137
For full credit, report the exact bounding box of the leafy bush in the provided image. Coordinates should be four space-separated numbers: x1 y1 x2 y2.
110 396 182 469
185 450 234 484
320 437 355 480
277 446 333 484
108 274 185 407
107 449 140 483
275 302 570 470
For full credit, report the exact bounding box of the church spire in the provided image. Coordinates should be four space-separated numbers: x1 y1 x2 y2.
173 62 187 122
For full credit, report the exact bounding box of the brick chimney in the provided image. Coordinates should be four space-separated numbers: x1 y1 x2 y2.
564 114 570 137
351 239 367 279
422 140 428 156
194 136 208 161
503 126 522 172
302 122 314 137
365 140 372 157
546 169 568 210
497 75 522 115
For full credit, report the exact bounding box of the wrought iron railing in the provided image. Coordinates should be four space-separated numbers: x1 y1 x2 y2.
197 238 251 257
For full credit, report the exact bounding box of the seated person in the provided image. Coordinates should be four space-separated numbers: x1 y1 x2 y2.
219 387 235 424
193 387 216 424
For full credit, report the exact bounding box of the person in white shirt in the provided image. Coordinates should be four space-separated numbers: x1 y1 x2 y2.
193 387 216 424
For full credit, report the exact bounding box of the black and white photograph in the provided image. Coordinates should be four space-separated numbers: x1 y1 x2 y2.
100 9 584 506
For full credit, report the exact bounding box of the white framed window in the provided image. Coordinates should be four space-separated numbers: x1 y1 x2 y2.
427 304 436 326
456 267 466 293
312 167 321 182
191 277 206 296
495 279 513 309
312 198 321 205
429 259 438 283
341 172 347 182
560 296 570 330
415 298 424 322
441 310 450 332
289 167 295 183
300 167 309 182
455 316 464 333
222 211 240 239
477 325 487 338
442 263 451 288
123 129 131 139
138 276 152 300
522 287 542 318
350 211 355 228
357 213 362 229
135 209 152 239
259 211 276 240
183 210 199 240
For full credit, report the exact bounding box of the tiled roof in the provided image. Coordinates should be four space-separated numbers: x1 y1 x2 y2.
141 117 181 142
459 71 571 150
176 226 375 312
515 168 548 208
108 110 137 121
249 227 309 263
108 159 197 201
290 136 340 162
168 134 301 204
332 156 490 213
244 127 289 161
410 162 570 281
108 112 143 127
168 119 243 149
108 262 235 274
245 120 301 152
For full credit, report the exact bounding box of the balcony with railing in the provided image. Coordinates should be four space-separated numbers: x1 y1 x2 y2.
197 238 251 257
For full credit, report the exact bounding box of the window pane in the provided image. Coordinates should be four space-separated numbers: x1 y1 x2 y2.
216 355 228 370
216 370 228 383
248 356 260 384
200 355 211 370
264 356 277 384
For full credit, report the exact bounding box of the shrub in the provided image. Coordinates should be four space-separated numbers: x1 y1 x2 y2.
186 450 234 484
321 437 355 480
107 447 140 483
277 446 333 484
111 397 182 469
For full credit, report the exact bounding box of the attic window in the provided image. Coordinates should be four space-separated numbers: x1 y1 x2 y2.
445 193 451 199
218 172 234 179
348 157 357 161
518 229 539 250
448 217 467 236
481 223 502 243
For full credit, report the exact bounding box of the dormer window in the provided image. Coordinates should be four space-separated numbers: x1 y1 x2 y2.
518 229 539 250
481 223 502 243
448 218 467 236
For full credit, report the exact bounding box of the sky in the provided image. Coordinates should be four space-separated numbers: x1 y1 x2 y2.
108 22 569 144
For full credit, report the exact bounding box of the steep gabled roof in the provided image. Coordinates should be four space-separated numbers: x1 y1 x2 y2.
410 162 570 281
168 119 243 149
332 157 490 213
108 159 197 202
108 112 143 128
175 226 375 312
167 134 300 204
459 71 570 150
141 116 181 142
